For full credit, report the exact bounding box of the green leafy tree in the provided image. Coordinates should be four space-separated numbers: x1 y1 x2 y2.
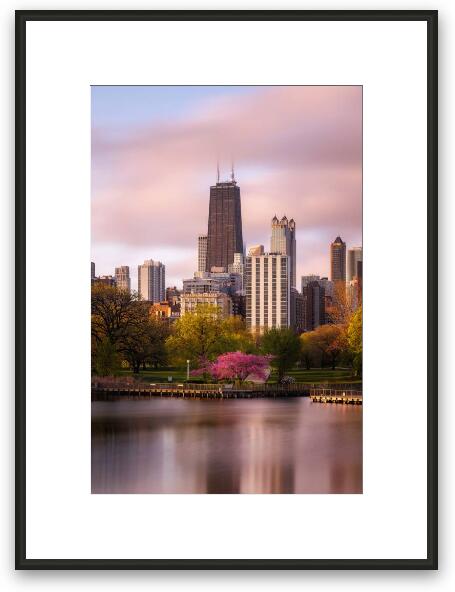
166 304 225 366
166 307 257 369
260 327 301 382
92 337 122 376
121 310 169 373
218 316 257 354
300 332 319 370
347 306 362 376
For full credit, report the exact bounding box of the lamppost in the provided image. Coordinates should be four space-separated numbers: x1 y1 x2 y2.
186 359 190 381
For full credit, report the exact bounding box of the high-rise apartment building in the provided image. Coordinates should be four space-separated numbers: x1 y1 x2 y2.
198 234 208 273
356 260 363 280
271 216 296 287
183 275 230 295
245 253 290 332
301 275 320 290
248 245 264 257
348 258 363 312
227 252 245 291
180 292 232 319
137 259 165 302
93 275 116 287
183 271 242 296
302 281 326 331
231 292 246 319
206 172 244 273
301 276 333 314
115 266 131 293
348 279 362 312
318 277 334 310
290 287 298 331
347 247 363 282
294 290 305 334
330 236 346 282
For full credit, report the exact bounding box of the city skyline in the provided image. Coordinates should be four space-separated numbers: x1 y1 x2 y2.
91 85 362 289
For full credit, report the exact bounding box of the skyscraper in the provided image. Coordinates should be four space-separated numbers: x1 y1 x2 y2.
115 266 131 293
137 259 165 302
348 258 363 312
302 281 326 331
318 277 334 302
91 261 95 279
228 252 245 290
270 216 296 287
246 253 290 332
206 169 244 273
294 290 305 334
330 236 346 282
198 234 208 273
347 247 363 282
301 275 320 290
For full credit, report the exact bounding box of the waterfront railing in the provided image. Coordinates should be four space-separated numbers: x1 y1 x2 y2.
91 380 362 398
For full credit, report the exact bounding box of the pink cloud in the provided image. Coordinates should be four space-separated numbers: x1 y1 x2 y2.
91 86 362 287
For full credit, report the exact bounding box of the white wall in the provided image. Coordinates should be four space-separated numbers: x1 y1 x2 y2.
1 0 452 590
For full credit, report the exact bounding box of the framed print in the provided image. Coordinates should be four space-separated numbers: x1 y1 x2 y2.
15 10 438 569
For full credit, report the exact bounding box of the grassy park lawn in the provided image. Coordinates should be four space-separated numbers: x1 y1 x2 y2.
269 368 361 384
119 367 361 385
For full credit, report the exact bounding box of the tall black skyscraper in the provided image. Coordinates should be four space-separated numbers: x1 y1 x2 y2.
330 236 346 282
206 167 244 272
302 280 326 331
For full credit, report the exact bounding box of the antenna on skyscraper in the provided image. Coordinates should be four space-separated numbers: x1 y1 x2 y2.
231 159 235 182
216 160 220 183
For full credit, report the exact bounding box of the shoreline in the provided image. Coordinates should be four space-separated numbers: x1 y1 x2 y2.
91 383 362 403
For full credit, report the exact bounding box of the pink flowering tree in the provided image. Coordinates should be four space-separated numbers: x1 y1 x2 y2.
193 351 272 384
190 356 213 382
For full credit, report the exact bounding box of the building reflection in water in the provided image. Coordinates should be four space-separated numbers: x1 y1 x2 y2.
91 398 362 494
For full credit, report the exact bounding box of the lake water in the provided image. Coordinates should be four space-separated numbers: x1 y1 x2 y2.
92 397 362 494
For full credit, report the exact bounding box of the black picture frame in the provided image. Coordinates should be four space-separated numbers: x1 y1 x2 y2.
15 9 438 570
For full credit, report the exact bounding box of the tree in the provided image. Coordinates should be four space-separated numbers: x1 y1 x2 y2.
347 305 362 376
311 324 346 370
166 306 256 367
300 332 319 370
92 337 122 376
121 311 169 373
325 281 354 325
260 328 301 382
165 304 224 366
91 284 169 375
147 319 170 368
217 316 256 354
193 351 272 384
91 283 140 347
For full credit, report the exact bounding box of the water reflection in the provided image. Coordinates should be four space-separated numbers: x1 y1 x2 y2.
91 398 362 494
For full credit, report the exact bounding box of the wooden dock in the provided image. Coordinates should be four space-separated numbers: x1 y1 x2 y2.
91 382 362 402
309 389 362 405
92 385 307 400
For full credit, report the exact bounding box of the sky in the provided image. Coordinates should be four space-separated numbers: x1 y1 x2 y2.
91 85 362 290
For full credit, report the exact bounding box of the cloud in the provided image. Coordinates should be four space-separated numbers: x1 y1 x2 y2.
91 86 362 287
